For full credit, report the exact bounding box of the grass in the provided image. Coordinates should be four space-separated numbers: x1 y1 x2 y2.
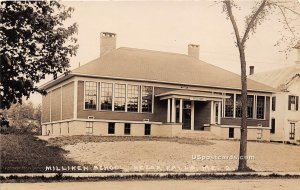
47 135 214 147
0 134 85 173
0 134 212 173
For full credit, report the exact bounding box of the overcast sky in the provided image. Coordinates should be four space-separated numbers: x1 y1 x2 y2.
30 0 300 105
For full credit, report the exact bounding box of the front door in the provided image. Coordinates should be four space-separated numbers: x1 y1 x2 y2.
182 101 191 130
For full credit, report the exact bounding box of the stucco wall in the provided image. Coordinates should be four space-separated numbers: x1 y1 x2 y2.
42 93 51 123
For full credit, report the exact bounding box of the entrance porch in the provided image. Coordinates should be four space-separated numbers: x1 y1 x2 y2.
156 90 229 131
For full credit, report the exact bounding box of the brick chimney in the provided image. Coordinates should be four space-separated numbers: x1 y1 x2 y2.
100 32 116 56
249 66 254 75
188 44 199 59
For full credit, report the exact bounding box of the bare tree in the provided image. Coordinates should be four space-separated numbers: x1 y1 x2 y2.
221 0 300 171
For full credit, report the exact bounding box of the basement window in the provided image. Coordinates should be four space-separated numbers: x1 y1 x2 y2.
108 122 115 134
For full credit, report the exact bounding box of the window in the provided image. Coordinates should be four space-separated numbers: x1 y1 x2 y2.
247 95 254 118
114 84 126 111
141 86 153 113
229 128 234 138
272 96 276 111
108 122 115 134
256 96 265 119
271 118 275 134
124 123 131 135
86 121 93 134
127 85 139 112
288 95 299 111
67 122 70 134
235 94 242 118
225 93 234 117
144 124 151 135
101 83 113 111
290 123 295 140
84 82 97 110
257 129 263 140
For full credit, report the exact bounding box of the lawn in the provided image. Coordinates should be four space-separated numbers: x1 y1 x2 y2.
47 136 300 173
0 134 83 173
1 135 300 173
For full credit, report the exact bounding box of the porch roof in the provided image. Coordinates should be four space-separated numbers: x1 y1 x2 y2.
156 90 230 101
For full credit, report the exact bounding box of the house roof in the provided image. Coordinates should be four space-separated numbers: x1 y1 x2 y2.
42 47 274 92
69 47 273 92
248 65 300 90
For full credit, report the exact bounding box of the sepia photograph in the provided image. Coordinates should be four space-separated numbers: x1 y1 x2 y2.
0 0 300 189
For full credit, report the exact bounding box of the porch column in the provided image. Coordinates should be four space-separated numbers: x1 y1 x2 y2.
167 99 171 123
191 101 195 130
218 101 221 124
210 101 214 124
179 99 183 123
171 98 176 123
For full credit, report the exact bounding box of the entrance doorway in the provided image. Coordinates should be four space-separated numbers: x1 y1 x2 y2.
182 101 191 130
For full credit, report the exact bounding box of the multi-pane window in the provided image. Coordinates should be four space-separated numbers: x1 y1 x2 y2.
256 96 265 119
108 122 115 134
127 85 139 112
84 82 97 110
101 83 113 111
288 95 299 111
114 84 126 111
272 96 276 111
142 86 153 113
225 93 234 117
235 94 242 118
124 123 131 135
247 95 254 119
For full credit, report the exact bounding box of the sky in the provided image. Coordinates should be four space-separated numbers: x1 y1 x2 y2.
29 0 300 105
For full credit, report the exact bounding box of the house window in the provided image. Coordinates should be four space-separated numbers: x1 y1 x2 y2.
101 83 113 111
257 129 263 140
247 95 254 119
271 118 275 134
86 121 93 134
256 96 265 119
290 123 295 140
144 124 151 135
84 81 97 110
142 86 153 113
114 84 126 111
225 93 234 117
229 128 234 138
235 94 242 118
108 122 115 134
127 85 139 112
272 96 276 111
67 122 70 134
124 123 131 135
288 95 299 111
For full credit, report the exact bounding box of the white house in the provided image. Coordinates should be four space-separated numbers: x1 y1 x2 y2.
249 42 300 144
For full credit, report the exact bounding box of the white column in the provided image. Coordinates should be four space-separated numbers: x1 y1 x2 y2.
218 101 221 124
179 99 183 123
210 101 214 124
167 99 171 123
191 101 195 130
171 98 176 123
73 79 78 119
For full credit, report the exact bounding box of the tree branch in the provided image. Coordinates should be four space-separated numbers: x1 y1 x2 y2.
278 5 295 38
241 0 267 45
224 0 242 46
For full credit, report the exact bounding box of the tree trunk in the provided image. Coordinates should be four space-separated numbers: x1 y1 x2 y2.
237 45 249 171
